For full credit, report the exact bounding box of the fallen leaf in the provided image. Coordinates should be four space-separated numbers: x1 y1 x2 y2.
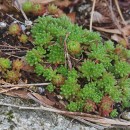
111 34 127 47
92 11 111 23
67 12 76 23
4 90 29 99
29 92 55 106
0 0 19 12
93 26 121 34
122 25 130 37
22 59 34 72
54 0 71 8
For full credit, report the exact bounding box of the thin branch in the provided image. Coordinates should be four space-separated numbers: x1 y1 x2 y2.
114 0 126 25
15 0 29 21
90 0 96 31
6 14 25 25
108 0 128 46
27 93 52 108
1 83 50 88
64 33 72 70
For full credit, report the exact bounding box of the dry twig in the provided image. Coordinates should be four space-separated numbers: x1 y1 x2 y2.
15 0 29 21
108 0 128 46
114 0 126 25
90 0 96 31
64 33 72 70
1 83 50 88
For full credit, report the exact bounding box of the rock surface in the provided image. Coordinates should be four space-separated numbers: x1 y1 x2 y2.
0 95 97 130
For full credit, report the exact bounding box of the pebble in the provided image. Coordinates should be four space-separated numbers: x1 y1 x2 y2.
0 22 7 28
121 112 130 120
25 20 32 26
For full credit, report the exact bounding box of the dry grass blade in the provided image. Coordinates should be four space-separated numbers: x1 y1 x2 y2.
108 0 129 46
90 0 96 31
63 33 72 70
1 83 50 87
114 0 126 25
30 0 56 4
93 26 121 34
4 90 30 99
82 116 130 126
29 92 55 106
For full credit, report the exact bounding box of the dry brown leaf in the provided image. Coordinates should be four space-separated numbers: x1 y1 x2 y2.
0 0 19 12
0 4 8 11
111 34 127 47
122 25 130 37
54 0 71 8
92 11 111 23
4 90 29 99
30 92 55 106
22 60 34 72
67 12 76 23
93 26 121 34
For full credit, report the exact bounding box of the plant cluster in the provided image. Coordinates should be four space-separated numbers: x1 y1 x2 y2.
22 1 45 16
26 16 130 117
8 23 29 44
0 58 23 83
8 23 21 35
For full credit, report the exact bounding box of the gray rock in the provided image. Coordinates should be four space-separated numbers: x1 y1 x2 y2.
0 95 97 130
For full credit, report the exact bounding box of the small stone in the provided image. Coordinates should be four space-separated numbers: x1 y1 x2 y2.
121 112 130 120
21 25 26 31
0 22 7 28
25 20 32 26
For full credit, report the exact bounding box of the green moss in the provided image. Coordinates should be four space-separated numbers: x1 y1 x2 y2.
60 77 80 99
46 84 55 93
110 109 118 118
25 16 130 116
114 61 130 77
81 82 103 103
47 45 65 64
80 60 105 81
66 101 84 112
26 48 43 66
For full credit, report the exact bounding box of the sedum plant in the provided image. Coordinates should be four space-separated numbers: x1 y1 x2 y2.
0 57 22 83
26 15 130 117
0 58 11 72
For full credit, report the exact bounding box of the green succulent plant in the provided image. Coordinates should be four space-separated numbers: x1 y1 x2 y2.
0 58 11 72
26 48 44 66
80 60 105 81
110 109 118 118
46 84 56 93
114 61 130 77
81 82 103 103
60 76 80 99
47 45 65 64
66 101 83 112
25 15 130 116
